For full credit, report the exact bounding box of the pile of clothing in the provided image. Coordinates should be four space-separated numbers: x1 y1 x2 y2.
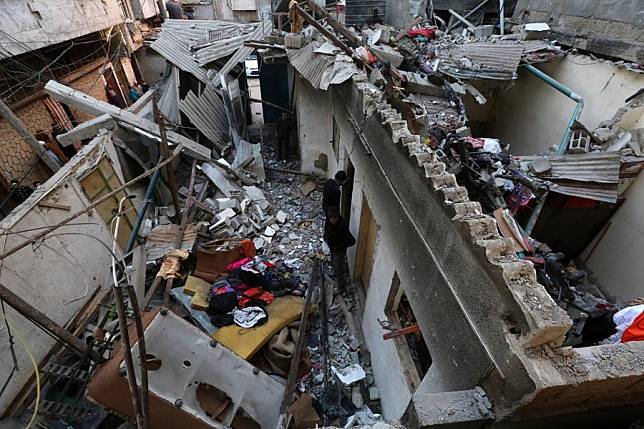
207 256 305 328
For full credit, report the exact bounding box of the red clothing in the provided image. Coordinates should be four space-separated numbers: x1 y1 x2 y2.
622 311 644 343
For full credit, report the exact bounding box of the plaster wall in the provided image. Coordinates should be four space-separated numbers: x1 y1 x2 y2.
0 0 124 58
295 78 336 177
0 136 127 415
489 55 642 156
326 82 546 419
584 170 644 304
329 97 414 419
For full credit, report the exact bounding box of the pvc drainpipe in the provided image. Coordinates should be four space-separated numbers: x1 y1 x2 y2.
524 64 584 154
499 0 505 35
126 169 161 253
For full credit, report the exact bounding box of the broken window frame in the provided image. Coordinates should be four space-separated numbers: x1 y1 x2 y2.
384 272 432 392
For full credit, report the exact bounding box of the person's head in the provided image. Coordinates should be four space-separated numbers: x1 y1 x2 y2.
33 181 42 188
326 206 340 224
10 179 19 188
281 112 289 120
334 170 348 185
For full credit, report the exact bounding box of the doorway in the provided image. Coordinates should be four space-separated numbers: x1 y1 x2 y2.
354 196 378 291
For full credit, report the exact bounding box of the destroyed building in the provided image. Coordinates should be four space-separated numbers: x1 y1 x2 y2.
0 1 643 429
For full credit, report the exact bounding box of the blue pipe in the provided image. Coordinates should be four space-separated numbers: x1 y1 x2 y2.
126 169 162 253
524 64 584 154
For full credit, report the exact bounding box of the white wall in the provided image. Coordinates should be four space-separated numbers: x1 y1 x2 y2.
329 99 414 419
0 0 124 58
583 108 644 304
295 78 336 177
491 55 643 155
0 136 127 414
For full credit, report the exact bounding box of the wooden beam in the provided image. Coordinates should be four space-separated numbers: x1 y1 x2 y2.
304 0 361 47
294 5 353 55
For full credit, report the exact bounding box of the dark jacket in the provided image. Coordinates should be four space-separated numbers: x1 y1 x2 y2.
322 179 341 213
324 217 356 253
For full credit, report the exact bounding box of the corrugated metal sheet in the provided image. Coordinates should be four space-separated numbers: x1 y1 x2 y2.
212 15 273 85
139 65 181 123
150 31 210 83
521 152 624 203
179 84 229 150
286 43 335 89
149 19 258 83
438 41 525 80
522 152 622 183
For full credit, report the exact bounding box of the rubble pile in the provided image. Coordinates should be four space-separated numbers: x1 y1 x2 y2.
303 282 382 426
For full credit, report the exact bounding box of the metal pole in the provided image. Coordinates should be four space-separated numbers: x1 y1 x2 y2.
448 9 476 30
446 0 490 33
0 99 60 173
112 196 146 429
524 64 584 154
499 0 505 35
152 96 181 223
126 170 161 253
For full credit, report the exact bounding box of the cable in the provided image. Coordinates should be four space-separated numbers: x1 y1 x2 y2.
0 313 40 429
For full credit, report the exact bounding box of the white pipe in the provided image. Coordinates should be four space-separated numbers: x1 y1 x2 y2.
499 0 505 35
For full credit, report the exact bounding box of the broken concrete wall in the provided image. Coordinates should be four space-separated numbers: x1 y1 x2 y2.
0 133 129 415
326 79 573 420
385 0 425 29
0 0 124 58
487 55 642 155
512 0 644 63
295 77 337 177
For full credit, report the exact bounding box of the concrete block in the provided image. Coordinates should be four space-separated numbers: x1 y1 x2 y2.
453 201 482 218
285 34 306 49
474 25 494 39
462 216 500 240
404 390 494 428
217 208 237 221
423 161 446 177
371 45 403 67
430 173 457 190
441 186 469 204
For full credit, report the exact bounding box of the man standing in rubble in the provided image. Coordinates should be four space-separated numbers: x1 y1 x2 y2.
322 170 348 214
324 206 356 291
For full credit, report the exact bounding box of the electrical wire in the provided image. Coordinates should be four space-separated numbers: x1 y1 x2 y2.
0 313 40 429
